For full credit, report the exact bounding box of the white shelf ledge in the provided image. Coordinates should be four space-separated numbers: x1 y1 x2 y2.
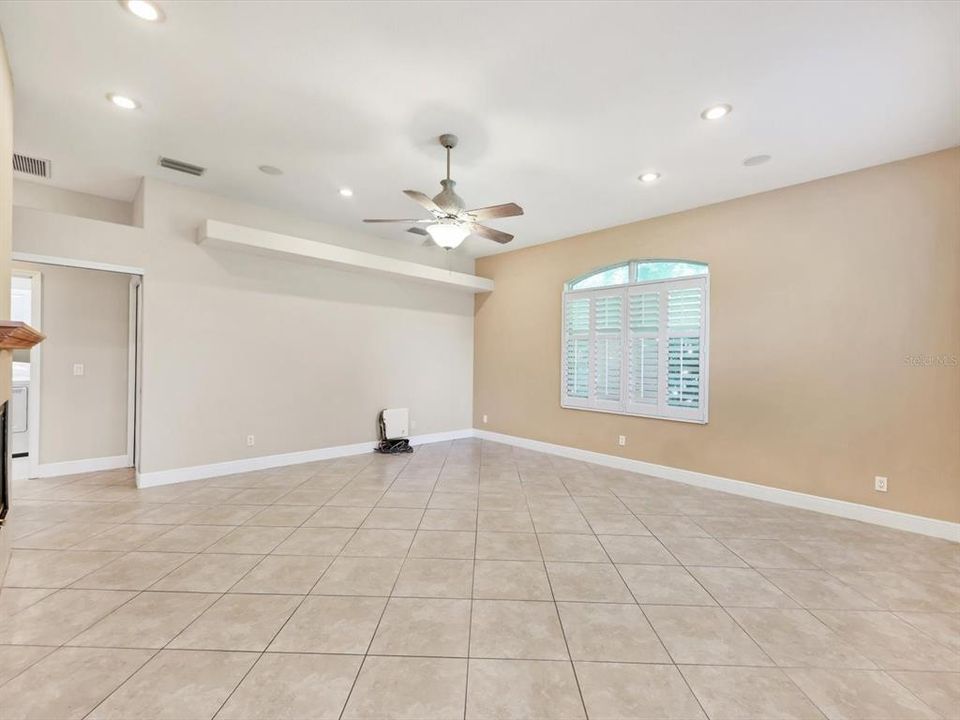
197 219 494 293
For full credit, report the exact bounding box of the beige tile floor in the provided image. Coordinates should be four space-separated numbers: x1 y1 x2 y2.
0 438 958 719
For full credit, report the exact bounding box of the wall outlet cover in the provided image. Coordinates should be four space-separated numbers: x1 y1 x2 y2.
618 435 626 446
875 476 888 492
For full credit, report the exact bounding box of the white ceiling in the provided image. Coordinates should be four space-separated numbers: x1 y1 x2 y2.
1 1 957 256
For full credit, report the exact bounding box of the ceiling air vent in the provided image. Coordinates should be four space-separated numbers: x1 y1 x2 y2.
13 153 51 179
158 156 206 176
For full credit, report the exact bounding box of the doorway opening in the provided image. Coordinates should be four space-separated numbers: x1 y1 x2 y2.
10 259 143 480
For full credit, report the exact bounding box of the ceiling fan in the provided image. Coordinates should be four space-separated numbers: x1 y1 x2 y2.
363 133 523 250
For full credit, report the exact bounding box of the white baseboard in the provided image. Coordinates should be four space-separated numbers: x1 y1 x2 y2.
474 429 959 542
33 454 131 478
130 425 957 542
135 429 474 489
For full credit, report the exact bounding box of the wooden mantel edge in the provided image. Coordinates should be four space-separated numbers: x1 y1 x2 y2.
0 321 46 350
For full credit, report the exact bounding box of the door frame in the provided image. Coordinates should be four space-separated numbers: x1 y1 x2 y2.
11 252 146 475
11 268 43 479
127 276 142 468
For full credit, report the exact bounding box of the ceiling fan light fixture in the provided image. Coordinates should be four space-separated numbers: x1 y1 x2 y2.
426 222 469 250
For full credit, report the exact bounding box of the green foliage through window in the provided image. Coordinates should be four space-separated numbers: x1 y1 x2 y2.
636 261 707 282
567 261 707 290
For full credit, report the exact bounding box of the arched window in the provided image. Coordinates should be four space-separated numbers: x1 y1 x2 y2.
562 260 709 423
567 260 708 289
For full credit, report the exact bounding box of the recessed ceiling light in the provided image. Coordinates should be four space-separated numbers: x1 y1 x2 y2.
701 103 732 120
107 93 140 110
339 188 354 197
122 0 164 22
258 165 283 176
639 172 661 183
743 154 772 167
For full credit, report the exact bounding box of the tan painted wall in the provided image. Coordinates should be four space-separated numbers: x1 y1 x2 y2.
474 149 960 523
13 261 130 464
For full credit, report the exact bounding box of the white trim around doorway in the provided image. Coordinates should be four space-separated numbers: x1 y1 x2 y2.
11 252 145 276
10 253 144 477
11 268 43 479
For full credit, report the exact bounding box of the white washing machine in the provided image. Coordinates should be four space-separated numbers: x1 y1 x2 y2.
11 367 30 457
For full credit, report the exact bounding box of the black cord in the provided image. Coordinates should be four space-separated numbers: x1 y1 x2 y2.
374 411 414 454
376 438 413 454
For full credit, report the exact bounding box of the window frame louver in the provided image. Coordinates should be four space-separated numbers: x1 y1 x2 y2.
625 287 660 414
561 273 709 424
591 290 624 412
562 295 591 409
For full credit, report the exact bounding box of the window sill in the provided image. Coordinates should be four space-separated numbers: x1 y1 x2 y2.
560 402 708 425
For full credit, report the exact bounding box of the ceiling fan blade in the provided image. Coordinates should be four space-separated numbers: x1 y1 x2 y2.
403 190 442 213
465 202 524 221
407 227 429 236
363 218 431 223
468 223 513 244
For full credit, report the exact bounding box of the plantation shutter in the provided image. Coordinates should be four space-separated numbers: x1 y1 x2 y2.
662 277 707 421
561 270 707 423
592 293 623 410
562 295 591 408
626 288 660 412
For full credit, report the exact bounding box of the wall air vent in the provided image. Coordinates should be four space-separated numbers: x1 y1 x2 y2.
13 153 51 179
158 156 206 176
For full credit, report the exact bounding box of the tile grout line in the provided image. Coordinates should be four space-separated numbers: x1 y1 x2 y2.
557 460 844 720
4 447 958 719
602 483 840 719
336 440 455 720
73 468 334 719
206 455 384 720
11 640 948 672
519 446 591 720
601 478 826 717
584 491 713 720
81 460 370 720
463 438 485 720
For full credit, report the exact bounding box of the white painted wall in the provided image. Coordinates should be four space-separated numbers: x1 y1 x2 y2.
13 179 134 226
12 177 474 475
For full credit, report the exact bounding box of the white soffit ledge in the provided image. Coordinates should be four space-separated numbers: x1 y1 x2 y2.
197 219 495 293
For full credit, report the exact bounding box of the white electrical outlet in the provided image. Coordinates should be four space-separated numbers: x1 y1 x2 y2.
618 435 626 447
72 363 84 376
246 435 255 447
874 476 888 492
482 414 488 424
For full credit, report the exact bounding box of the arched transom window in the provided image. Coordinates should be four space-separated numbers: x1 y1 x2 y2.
562 260 709 423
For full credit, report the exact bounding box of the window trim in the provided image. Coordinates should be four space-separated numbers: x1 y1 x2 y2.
560 262 710 424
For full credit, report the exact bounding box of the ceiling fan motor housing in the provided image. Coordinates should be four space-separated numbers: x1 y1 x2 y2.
433 179 466 214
